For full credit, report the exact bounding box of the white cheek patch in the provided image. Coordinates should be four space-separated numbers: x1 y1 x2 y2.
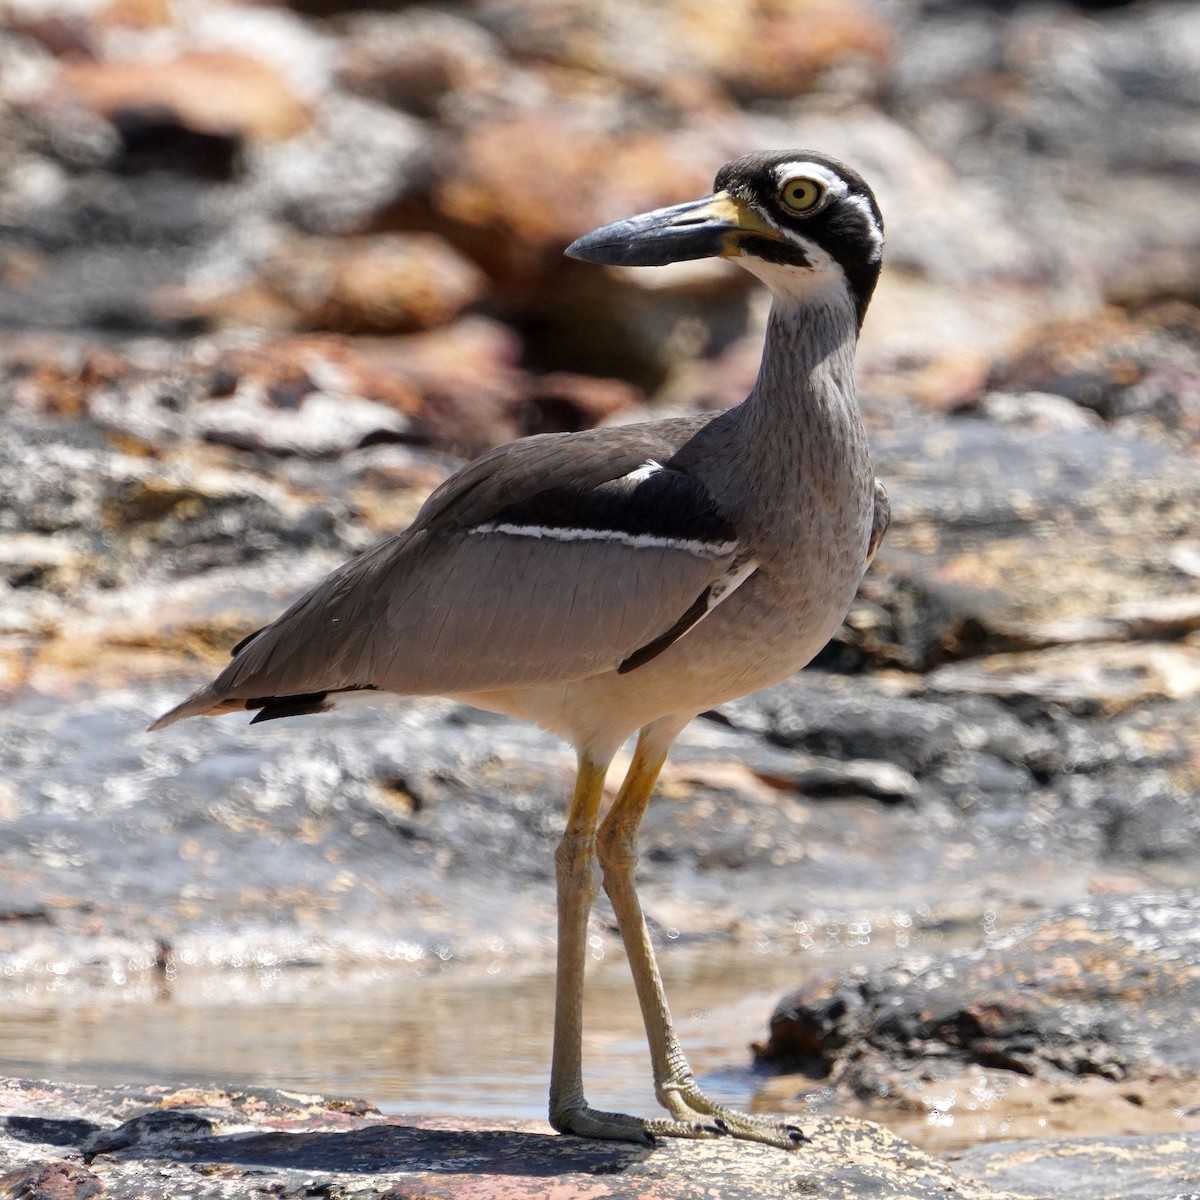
738 238 852 305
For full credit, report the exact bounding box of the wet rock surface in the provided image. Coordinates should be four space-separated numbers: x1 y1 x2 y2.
755 894 1200 1156
2 1075 1198 1199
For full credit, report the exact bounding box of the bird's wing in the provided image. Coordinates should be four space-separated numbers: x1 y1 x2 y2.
151 419 757 727
867 478 890 565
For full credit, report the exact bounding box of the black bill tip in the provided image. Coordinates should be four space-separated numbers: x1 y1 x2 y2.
565 194 745 268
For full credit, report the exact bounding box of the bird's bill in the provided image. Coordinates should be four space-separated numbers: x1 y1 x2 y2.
565 191 782 267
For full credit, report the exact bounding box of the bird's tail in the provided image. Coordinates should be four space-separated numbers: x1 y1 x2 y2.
147 686 245 731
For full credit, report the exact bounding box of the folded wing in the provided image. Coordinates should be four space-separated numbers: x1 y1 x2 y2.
151 422 751 727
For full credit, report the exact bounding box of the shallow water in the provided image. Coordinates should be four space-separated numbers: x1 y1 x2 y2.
0 940 921 1121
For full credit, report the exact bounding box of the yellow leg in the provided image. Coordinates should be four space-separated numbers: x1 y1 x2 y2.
596 723 806 1149
548 750 718 1145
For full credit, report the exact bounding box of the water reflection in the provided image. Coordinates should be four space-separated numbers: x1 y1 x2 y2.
0 941 893 1120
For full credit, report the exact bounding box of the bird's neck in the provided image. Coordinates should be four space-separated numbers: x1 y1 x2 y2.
741 288 863 446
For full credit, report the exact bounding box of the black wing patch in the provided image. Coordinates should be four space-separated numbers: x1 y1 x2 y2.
247 685 378 724
480 467 736 547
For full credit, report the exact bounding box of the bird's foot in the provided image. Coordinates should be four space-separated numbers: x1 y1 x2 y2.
657 1081 806 1150
550 1101 722 1146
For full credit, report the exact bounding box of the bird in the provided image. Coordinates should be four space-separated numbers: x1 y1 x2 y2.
150 150 889 1150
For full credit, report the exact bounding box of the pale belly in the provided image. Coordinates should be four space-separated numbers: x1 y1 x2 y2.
454 548 867 757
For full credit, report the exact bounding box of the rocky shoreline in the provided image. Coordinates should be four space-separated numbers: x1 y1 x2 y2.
2 0 1200 1191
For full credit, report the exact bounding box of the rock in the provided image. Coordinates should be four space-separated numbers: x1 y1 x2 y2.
249 94 431 234
0 1077 1009 1200
755 893 1200 1152
55 51 311 175
271 233 486 334
518 371 642 435
926 641 1200 716
336 10 507 119
698 0 892 103
433 112 714 264
973 392 1103 433
476 0 889 104
831 418 1200 672
181 232 488 335
992 303 1200 444
952 1131 1200 1200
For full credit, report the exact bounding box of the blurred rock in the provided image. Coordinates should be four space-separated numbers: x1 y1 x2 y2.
763 891 1200 1079
433 112 714 270
953 1131 1200 1200
476 0 889 104
177 232 487 335
992 303 1200 443
55 50 311 177
519 371 641 434
972 392 1103 433
336 10 507 119
926 642 1200 716
249 94 431 234
756 893 1200 1153
350 319 643 453
828 419 1200 672
696 0 891 103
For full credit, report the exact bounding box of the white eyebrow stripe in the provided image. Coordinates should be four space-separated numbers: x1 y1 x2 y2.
469 521 739 558
773 161 850 197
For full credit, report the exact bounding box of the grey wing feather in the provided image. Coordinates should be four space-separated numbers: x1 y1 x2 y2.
150 417 736 727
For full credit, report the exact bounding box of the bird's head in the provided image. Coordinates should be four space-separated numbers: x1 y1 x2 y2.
566 150 884 330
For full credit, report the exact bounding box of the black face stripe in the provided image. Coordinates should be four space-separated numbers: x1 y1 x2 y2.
739 234 810 267
714 150 884 329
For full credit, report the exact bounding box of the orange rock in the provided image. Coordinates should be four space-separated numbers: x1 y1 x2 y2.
1 338 131 420
686 0 892 100
296 234 487 335
347 318 525 453
205 335 423 416
162 234 487 336
520 371 642 434
435 114 712 258
96 0 175 31
58 50 310 141
478 0 889 102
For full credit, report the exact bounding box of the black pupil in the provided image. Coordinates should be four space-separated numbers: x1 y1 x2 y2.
790 184 811 204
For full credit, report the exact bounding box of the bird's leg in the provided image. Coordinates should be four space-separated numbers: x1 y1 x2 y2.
548 751 720 1146
596 724 805 1149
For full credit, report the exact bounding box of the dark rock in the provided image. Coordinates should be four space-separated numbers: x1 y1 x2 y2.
759 892 1200 1084
0 1076 1009 1200
0 1159 104 1199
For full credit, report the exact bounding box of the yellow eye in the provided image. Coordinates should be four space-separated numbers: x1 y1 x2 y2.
781 177 823 213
